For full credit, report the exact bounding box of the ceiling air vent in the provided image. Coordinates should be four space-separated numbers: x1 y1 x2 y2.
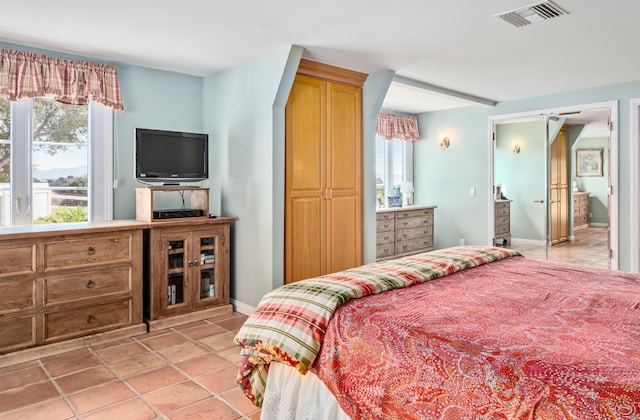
496 1 568 28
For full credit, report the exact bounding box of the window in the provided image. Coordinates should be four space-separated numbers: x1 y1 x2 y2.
0 96 113 227
375 134 413 207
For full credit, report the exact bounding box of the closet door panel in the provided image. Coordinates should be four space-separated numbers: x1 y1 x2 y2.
326 195 360 273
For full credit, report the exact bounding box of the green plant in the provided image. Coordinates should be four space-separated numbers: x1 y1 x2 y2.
33 205 88 224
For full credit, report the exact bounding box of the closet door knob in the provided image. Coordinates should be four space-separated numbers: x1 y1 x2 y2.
87 246 96 255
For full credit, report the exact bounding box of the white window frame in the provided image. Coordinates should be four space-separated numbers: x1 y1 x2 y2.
8 99 113 225
381 136 414 198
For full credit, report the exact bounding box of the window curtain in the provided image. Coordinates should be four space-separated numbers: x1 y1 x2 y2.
376 112 420 141
0 48 124 111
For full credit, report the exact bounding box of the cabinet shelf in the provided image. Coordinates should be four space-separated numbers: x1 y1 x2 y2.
136 187 209 223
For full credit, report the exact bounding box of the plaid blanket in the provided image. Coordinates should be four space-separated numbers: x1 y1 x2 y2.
234 246 521 407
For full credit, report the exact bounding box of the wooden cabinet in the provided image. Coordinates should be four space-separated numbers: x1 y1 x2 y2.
574 192 590 229
143 218 233 330
0 221 147 365
550 127 569 245
284 59 367 284
376 206 436 261
494 200 512 246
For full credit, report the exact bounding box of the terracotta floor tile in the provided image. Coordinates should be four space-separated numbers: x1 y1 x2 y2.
54 365 117 395
154 341 209 364
0 364 48 392
0 313 261 419
167 396 241 420
215 316 248 331
108 352 166 378
144 381 211 413
198 331 237 352
175 353 231 378
42 348 101 377
178 323 226 340
0 397 75 420
0 381 59 413
196 365 239 394
127 365 187 394
142 333 189 351
82 398 158 420
216 346 243 364
95 341 149 364
247 411 262 420
68 380 135 414
219 387 260 416
0 360 38 375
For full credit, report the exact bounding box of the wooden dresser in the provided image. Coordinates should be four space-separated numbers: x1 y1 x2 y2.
574 192 590 230
494 200 512 246
376 206 436 261
0 221 147 367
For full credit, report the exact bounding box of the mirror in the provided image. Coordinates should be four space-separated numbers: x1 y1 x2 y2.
492 107 612 269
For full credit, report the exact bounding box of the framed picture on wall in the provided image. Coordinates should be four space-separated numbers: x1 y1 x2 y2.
576 148 603 177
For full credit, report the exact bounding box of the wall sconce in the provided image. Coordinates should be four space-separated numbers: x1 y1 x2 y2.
439 133 450 150
512 142 521 154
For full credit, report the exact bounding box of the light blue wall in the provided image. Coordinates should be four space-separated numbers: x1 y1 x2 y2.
415 80 640 271
495 120 546 241
113 66 203 218
202 45 302 308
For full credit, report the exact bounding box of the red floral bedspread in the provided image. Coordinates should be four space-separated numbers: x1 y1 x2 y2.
312 257 640 419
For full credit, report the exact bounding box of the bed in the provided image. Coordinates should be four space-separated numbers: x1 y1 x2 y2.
234 246 640 419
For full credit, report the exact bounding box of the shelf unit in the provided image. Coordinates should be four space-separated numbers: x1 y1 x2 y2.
135 187 209 223
143 217 234 330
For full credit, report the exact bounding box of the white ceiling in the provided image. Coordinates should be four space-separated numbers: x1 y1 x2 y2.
1 1 639 114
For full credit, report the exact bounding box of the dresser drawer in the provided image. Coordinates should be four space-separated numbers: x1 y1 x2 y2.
496 223 511 235
376 243 395 259
376 219 395 232
495 215 510 227
0 279 35 313
395 208 433 219
396 237 433 254
44 299 132 342
397 216 431 230
396 225 433 241
0 315 36 354
0 243 36 277
43 233 133 271
376 212 395 221
376 230 394 245
496 203 510 217
43 267 132 307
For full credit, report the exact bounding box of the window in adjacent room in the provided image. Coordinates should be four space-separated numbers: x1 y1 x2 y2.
375 135 414 207
0 96 113 227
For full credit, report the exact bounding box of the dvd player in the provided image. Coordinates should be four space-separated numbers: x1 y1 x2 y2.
153 209 204 219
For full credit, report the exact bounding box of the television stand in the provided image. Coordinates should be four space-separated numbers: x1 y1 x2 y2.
136 187 209 223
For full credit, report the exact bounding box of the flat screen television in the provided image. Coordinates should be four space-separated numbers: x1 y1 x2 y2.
135 128 208 184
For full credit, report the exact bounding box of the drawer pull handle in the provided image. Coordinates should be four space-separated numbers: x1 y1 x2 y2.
86 280 95 289
384 236 390 240
87 246 96 255
87 314 96 324
384 224 390 228
403 233 408 238
402 222 408 226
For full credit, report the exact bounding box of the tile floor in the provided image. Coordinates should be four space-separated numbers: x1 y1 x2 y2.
507 226 610 269
0 312 259 420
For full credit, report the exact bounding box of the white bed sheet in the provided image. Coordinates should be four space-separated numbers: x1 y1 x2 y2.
261 362 350 420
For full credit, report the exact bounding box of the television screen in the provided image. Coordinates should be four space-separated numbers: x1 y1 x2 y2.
135 128 208 183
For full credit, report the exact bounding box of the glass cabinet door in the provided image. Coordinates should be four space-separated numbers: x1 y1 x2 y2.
196 233 218 305
166 239 187 308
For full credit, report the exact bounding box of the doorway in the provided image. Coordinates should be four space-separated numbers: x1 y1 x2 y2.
489 101 617 269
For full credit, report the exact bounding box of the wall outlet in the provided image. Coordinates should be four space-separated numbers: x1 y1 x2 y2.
459 238 466 246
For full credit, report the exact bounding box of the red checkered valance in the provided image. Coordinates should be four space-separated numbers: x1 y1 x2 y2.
0 48 124 111
376 112 420 141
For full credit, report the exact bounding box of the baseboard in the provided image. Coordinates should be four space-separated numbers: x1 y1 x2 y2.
589 223 608 228
231 299 256 316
